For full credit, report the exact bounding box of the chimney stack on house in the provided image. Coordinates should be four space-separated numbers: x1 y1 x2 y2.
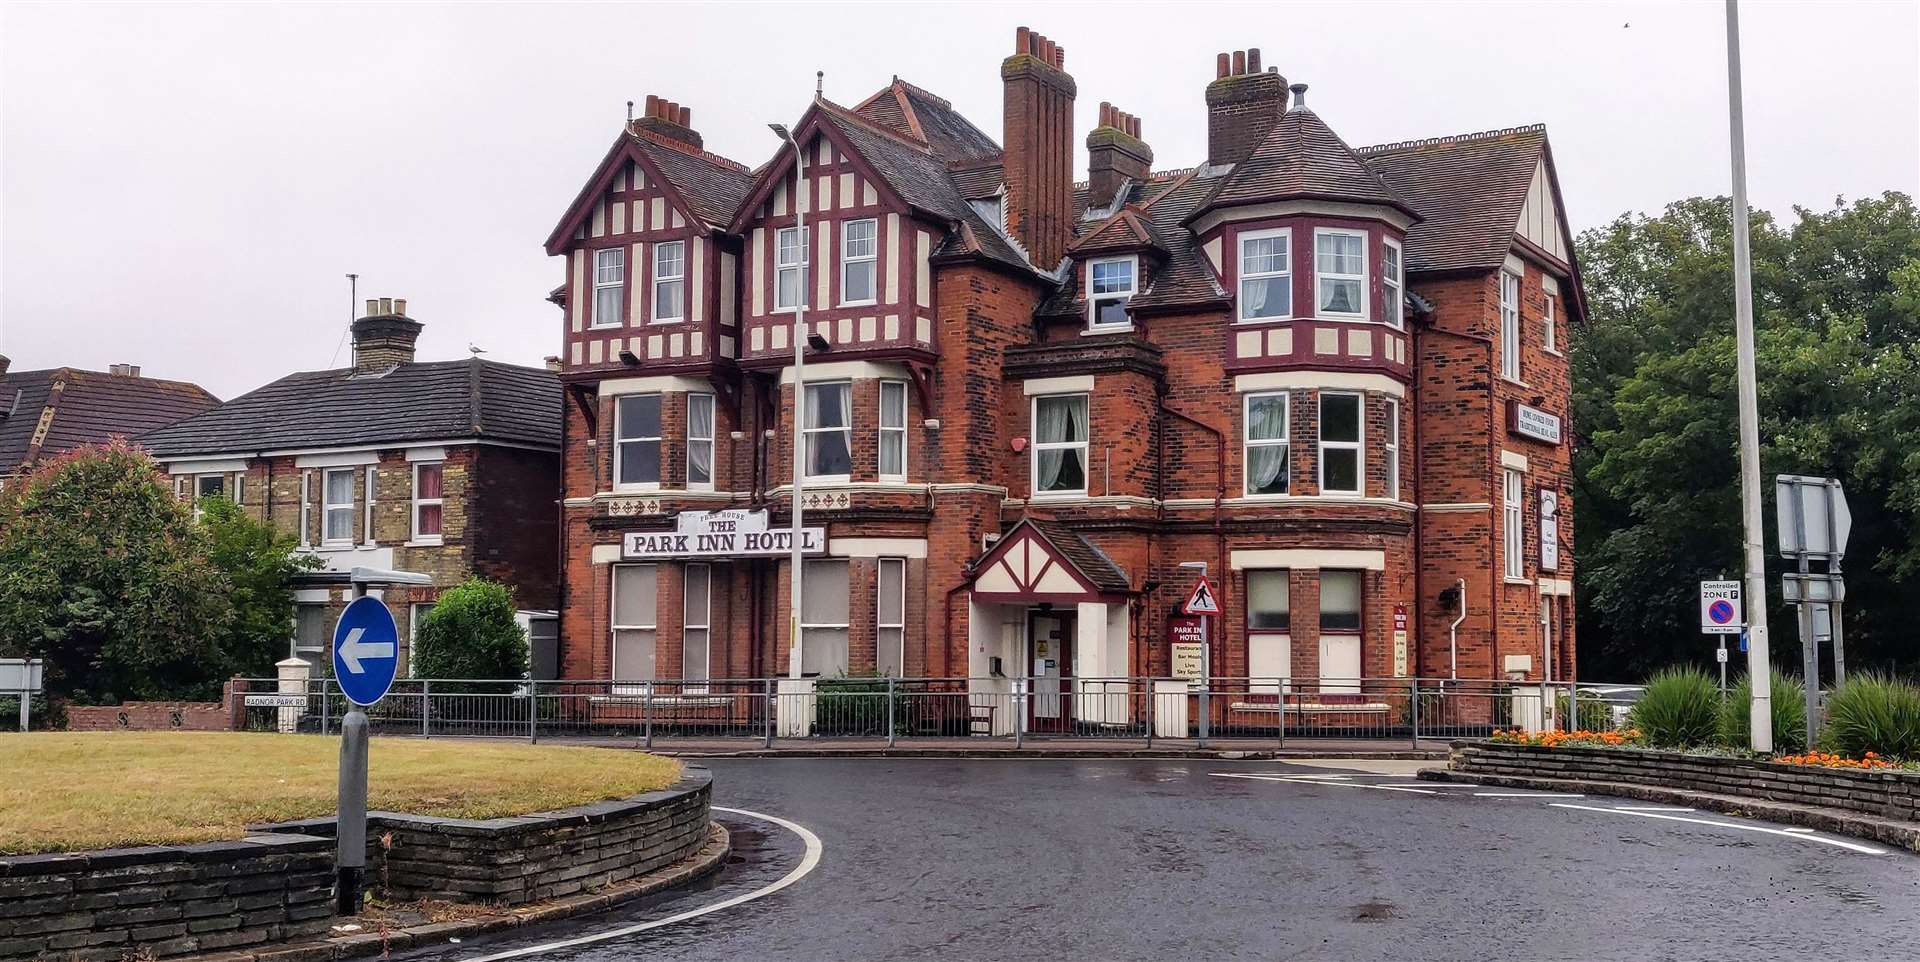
1205 48 1288 168
107 364 142 377
629 94 703 150
1001 26 1077 270
1086 102 1153 210
0 356 10 376
352 297 424 373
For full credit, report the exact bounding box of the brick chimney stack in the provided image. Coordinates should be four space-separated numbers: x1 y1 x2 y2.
352 297 424 373
1086 102 1152 210
629 94 703 150
1205 47 1288 168
0 355 10 376
1001 26 1077 270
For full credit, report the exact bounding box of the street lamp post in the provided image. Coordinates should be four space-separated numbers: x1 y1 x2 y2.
769 121 808 680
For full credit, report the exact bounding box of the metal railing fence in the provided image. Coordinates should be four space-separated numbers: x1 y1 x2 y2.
228 675 1642 748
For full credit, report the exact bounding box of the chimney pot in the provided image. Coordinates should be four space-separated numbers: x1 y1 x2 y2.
393 298 407 316
678 106 691 127
1016 25 1030 54
1216 53 1230 79
1054 44 1065 68
365 299 379 315
1289 83 1308 109
645 94 660 117
1247 48 1262 73
378 297 394 315
1232 50 1246 75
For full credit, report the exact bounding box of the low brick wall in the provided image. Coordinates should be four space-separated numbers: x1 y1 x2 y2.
61 681 246 732
262 767 713 907
0 835 333 961
1451 741 1920 822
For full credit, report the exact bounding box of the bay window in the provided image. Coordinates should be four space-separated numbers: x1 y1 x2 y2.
592 248 624 328
1317 392 1363 495
841 219 877 305
1238 228 1292 321
412 462 444 541
652 241 685 322
1500 271 1522 381
687 393 715 489
1314 229 1367 318
878 380 907 479
1031 393 1089 496
612 564 657 690
877 557 906 677
800 559 850 677
322 468 354 544
803 382 852 480
775 227 808 311
1087 257 1135 329
1382 238 1404 328
615 393 662 487
1244 392 1290 496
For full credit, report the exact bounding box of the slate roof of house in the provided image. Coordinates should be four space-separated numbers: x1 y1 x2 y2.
0 367 218 475
1198 106 1418 220
139 359 560 458
1356 125 1551 274
1025 518 1133 593
1041 168 1229 317
632 129 756 230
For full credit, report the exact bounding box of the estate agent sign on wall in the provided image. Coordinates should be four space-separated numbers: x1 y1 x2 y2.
622 509 825 560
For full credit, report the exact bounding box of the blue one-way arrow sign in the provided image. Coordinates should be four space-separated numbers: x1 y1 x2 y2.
332 596 399 706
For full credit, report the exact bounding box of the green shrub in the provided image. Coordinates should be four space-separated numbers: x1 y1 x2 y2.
1557 692 1614 732
411 579 528 682
813 675 891 736
1717 670 1807 753
1820 674 1920 760
1628 667 1722 748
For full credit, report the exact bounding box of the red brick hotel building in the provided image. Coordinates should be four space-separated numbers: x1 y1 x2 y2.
544 29 1583 722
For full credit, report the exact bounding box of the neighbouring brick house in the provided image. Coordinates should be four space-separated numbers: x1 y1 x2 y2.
140 300 562 675
547 29 1583 728
0 356 217 481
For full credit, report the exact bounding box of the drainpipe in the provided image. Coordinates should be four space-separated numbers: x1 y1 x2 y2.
1448 577 1467 680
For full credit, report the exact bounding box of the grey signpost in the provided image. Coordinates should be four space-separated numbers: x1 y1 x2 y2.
1774 475 1850 746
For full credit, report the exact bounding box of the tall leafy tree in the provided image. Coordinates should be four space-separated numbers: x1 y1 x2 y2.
1574 192 1920 680
199 495 319 680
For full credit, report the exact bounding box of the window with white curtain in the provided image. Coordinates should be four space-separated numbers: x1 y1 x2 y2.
615 394 662 487
803 382 852 480
682 563 710 689
1500 271 1522 381
1239 228 1291 321
877 558 905 677
1317 392 1363 495
1319 570 1363 693
592 248 624 328
776 227 808 311
800 559 850 677
612 564 658 690
841 219 877 305
878 380 907 479
687 394 715 489
322 468 355 544
1315 229 1367 318
1504 468 1526 579
1031 394 1089 496
1384 398 1400 501
1382 238 1404 328
1248 569 1291 693
1087 257 1135 329
1244 392 1289 496
652 241 685 322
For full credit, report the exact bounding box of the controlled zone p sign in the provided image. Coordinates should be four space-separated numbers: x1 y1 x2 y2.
332 596 400 706
1700 580 1743 635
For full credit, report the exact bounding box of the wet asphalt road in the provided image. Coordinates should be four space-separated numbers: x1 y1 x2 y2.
392 758 1920 962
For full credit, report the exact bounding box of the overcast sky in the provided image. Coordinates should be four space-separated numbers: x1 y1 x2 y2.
2 1 1914 399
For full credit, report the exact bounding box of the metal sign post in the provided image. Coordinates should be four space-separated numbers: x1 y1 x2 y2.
1700 580 1742 692
331 593 401 916
1775 475 1851 747
1 659 44 730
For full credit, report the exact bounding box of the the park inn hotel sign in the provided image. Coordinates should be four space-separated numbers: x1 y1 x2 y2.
622 509 825 560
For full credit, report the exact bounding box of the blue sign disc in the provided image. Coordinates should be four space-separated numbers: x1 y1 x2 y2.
1708 599 1736 625
332 596 400 706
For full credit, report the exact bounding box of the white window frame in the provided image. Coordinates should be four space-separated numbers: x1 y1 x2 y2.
1316 391 1364 496
878 379 908 481
799 558 851 678
1504 468 1526 579
1383 397 1400 502
1086 256 1136 331
775 226 808 312
682 562 711 691
651 240 685 323
298 471 311 548
1500 271 1523 382
411 461 445 544
1237 227 1293 323
321 468 355 546
1313 228 1369 320
1247 568 1292 695
840 218 878 306
192 473 224 520
686 393 715 492
802 381 853 483
1543 292 1559 355
611 563 658 691
1242 391 1290 498
614 393 663 491
1030 393 1090 498
363 465 377 545
876 557 906 677
1382 237 1405 329
591 248 625 329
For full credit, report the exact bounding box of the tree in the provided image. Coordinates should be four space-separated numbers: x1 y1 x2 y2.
411 578 528 680
0 441 235 703
200 496 319 679
1573 192 1920 680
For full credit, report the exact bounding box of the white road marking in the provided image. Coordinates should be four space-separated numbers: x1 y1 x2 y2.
1615 806 1695 813
456 806 825 962
1209 773 1438 794
1548 803 1885 855
1475 792 1585 798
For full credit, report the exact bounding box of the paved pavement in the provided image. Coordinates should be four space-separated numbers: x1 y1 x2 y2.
389 758 1920 961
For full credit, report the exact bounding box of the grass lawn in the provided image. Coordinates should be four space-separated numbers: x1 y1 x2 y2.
0 732 681 855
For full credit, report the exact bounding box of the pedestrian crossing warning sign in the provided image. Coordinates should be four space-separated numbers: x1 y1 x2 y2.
1182 577 1221 616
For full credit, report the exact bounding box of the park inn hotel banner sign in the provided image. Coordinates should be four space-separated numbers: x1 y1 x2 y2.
622 509 825 560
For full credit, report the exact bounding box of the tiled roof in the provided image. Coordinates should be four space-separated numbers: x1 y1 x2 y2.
854 79 1001 164
1358 125 1548 273
0 368 218 474
1044 169 1228 316
949 161 1005 201
1025 518 1132 592
1198 107 1418 220
139 359 560 458
634 131 755 230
